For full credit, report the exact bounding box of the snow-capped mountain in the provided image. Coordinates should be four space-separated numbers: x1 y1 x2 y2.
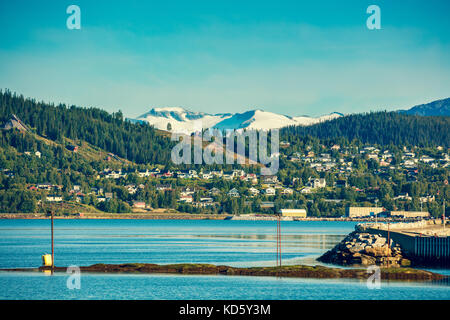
130 107 343 133
130 107 232 133
213 109 342 131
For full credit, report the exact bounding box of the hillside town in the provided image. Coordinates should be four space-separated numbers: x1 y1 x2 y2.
12 140 449 218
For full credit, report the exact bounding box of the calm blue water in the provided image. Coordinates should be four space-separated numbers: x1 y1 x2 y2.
0 219 354 269
0 219 449 300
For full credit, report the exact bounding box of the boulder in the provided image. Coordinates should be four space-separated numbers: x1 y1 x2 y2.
364 246 391 257
373 237 386 247
357 233 369 239
360 254 377 265
349 243 365 254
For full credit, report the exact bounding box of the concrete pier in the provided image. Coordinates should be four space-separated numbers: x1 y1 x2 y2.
358 220 450 267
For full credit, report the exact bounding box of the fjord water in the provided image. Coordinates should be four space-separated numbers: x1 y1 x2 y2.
0 219 354 269
0 219 448 300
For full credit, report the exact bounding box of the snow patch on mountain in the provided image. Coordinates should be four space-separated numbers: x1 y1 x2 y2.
131 107 343 133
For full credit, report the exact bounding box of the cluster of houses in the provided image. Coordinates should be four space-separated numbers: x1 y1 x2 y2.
100 168 259 183
288 145 449 175
26 183 115 204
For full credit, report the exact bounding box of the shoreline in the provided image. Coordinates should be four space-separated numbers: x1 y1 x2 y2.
0 213 412 222
0 213 228 220
1 263 446 282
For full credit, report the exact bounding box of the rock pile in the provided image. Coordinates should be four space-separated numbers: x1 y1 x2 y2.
318 231 411 267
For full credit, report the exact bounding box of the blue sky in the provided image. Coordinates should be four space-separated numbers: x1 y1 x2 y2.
0 0 449 117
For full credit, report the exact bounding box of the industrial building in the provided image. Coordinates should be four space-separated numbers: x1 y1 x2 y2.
346 207 384 218
280 209 307 218
389 211 430 219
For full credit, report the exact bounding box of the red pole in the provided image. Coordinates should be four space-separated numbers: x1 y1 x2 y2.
51 210 54 274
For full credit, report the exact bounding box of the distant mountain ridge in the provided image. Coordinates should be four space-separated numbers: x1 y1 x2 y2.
399 97 450 116
131 107 343 133
131 96 450 133
1 89 448 167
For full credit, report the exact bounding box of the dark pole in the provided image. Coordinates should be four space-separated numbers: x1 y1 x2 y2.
276 215 279 267
279 214 282 267
387 222 390 268
276 213 282 267
444 198 446 231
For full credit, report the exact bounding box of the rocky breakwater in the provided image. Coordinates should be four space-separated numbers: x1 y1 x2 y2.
318 231 411 267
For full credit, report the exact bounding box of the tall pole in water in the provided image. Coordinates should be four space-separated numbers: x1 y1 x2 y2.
276 213 282 267
444 198 446 230
387 221 390 268
276 215 279 266
51 210 54 275
278 214 282 267
375 199 378 226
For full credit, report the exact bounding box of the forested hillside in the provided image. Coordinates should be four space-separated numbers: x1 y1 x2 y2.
281 111 450 148
0 90 173 164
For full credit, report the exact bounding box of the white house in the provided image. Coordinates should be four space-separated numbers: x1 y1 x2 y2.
180 187 195 196
248 187 260 196
46 195 62 202
265 187 276 196
281 188 293 195
201 172 213 179
420 156 435 163
222 172 234 180
308 178 326 189
208 187 221 196
301 187 313 194
137 169 151 177
228 188 240 197
178 195 193 203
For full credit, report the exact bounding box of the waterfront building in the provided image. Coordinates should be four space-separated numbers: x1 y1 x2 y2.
390 211 430 219
280 209 307 218
132 201 147 209
346 206 384 218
